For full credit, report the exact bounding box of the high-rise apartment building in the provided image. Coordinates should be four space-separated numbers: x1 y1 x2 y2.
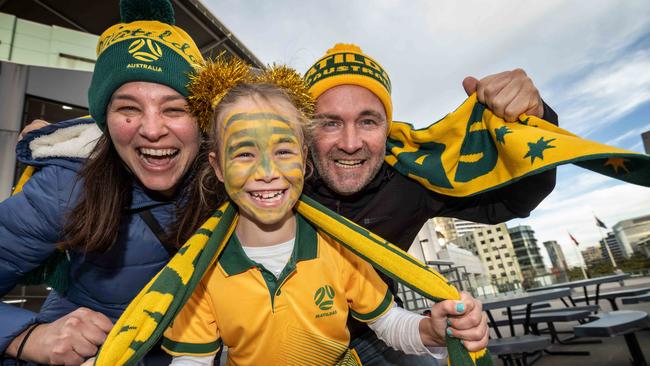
600 232 626 265
543 240 568 272
508 225 547 277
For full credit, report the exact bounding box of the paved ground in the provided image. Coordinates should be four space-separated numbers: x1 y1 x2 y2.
484 275 650 366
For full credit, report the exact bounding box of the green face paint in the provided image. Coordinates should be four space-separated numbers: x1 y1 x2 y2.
220 110 304 226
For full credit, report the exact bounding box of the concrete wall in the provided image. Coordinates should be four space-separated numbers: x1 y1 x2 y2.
0 62 28 199
0 12 97 70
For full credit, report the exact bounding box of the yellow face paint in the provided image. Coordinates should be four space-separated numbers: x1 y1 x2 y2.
220 110 304 226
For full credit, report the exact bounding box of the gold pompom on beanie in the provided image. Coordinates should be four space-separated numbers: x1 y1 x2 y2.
304 43 393 128
188 55 314 132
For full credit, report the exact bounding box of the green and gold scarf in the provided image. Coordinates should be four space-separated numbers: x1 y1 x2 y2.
95 196 488 366
387 94 648 196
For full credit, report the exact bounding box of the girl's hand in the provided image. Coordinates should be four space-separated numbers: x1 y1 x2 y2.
420 291 489 351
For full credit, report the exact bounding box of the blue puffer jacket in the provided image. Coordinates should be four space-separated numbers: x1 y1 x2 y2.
0 119 178 363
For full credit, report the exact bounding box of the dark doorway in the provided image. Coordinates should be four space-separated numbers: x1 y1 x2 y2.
13 95 88 186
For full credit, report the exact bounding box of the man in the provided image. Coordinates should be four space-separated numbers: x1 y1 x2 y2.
302 44 557 365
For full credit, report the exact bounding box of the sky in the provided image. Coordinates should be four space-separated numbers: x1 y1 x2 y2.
204 0 650 267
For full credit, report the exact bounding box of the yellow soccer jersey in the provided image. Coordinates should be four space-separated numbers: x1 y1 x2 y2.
162 215 393 365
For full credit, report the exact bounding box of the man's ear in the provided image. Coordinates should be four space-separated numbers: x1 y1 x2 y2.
209 152 225 183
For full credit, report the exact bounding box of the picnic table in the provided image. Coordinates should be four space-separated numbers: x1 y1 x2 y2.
482 275 650 365
482 288 572 337
528 273 630 309
480 288 571 364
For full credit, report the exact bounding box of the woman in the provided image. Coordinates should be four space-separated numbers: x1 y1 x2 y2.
0 0 209 364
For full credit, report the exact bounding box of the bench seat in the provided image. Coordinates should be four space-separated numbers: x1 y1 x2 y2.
571 287 650 302
574 310 650 337
491 309 592 327
621 293 650 305
573 310 650 366
488 334 551 355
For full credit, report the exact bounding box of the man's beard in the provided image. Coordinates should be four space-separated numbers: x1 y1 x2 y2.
311 145 384 196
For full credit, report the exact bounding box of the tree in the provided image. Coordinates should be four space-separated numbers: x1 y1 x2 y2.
586 260 614 277
618 253 650 273
567 267 585 281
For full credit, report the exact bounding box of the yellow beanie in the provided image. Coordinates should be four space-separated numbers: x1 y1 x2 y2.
304 44 393 127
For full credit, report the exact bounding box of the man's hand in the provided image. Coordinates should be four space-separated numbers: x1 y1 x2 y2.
420 292 489 352
18 119 50 141
7 307 113 365
463 69 544 121
81 356 96 366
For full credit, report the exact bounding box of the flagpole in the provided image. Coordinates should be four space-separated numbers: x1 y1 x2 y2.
574 244 588 279
569 232 588 279
594 214 618 270
598 225 618 270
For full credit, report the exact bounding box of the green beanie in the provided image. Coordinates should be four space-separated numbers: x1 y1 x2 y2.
88 0 204 131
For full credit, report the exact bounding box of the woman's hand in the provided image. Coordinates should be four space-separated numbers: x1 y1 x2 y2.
6 307 113 365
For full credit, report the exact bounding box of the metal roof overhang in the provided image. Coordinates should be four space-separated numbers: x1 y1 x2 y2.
0 0 263 68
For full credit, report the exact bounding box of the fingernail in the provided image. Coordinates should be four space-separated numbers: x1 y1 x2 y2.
446 319 452 326
460 340 465 346
456 302 465 313
446 327 453 337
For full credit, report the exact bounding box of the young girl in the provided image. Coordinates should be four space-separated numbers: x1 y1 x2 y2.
161 59 447 365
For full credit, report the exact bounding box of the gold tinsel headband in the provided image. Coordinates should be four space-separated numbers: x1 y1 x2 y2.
187 55 315 132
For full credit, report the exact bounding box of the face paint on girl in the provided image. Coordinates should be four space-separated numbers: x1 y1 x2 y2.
219 110 305 226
